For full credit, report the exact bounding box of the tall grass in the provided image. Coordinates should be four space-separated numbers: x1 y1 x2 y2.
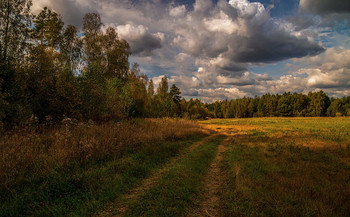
0 118 205 216
0 119 203 189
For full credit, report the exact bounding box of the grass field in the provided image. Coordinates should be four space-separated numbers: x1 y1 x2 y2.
201 117 350 216
1 117 349 216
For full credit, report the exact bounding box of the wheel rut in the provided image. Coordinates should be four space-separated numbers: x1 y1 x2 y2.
97 135 218 217
188 136 231 217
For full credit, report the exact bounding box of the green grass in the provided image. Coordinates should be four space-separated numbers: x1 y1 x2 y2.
3 117 350 216
124 136 226 217
0 136 204 217
215 118 350 217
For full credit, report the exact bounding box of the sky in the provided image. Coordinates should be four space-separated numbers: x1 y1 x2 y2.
31 0 350 102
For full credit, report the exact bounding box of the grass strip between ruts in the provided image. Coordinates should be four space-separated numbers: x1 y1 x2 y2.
124 135 226 217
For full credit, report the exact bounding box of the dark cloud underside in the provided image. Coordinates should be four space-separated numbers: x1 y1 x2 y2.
300 0 350 15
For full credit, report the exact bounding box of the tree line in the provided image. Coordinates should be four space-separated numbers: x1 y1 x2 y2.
0 1 184 128
204 92 350 118
1 1 349 129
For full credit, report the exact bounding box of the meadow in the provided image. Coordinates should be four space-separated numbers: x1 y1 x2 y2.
1 117 349 216
201 117 350 216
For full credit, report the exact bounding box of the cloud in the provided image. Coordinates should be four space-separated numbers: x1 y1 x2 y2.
116 24 163 56
196 87 249 102
169 5 186 17
299 0 350 25
298 47 350 89
173 0 324 79
217 72 255 86
31 0 347 101
33 0 324 65
31 0 89 27
174 53 192 63
169 75 201 89
187 47 350 101
287 16 318 31
244 47 350 98
300 0 350 15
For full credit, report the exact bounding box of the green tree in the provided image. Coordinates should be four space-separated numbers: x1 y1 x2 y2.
0 0 32 126
169 84 182 116
60 25 82 71
327 98 344 117
148 79 154 98
170 84 181 104
278 92 293 117
307 91 330 116
32 7 64 49
82 13 103 65
103 27 130 80
0 0 32 64
81 62 107 121
27 7 65 122
155 76 172 117
157 76 169 98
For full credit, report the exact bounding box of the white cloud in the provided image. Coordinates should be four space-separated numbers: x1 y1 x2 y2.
169 5 186 17
31 0 348 101
174 53 192 63
298 47 350 88
204 11 242 35
115 24 163 56
196 87 249 102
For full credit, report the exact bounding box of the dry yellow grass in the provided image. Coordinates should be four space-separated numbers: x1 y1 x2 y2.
200 123 265 136
0 118 205 190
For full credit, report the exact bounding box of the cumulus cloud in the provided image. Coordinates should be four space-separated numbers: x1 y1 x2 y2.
242 47 350 98
217 72 255 86
197 87 249 102
298 47 350 89
31 0 89 27
116 24 163 56
31 0 347 101
187 47 350 101
173 0 324 81
169 5 186 17
33 0 324 65
169 75 201 88
299 0 350 25
300 0 350 15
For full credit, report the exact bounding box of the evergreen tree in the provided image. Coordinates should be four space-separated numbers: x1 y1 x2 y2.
32 7 64 49
170 84 181 104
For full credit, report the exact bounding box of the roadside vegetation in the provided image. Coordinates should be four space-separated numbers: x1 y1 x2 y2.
0 119 206 216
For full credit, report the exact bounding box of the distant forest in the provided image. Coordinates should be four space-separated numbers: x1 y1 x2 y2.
1 1 349 128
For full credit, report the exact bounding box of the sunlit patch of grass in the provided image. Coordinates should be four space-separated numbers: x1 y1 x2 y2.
200 123 265 136
201 117 350 147
215 117 350 216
